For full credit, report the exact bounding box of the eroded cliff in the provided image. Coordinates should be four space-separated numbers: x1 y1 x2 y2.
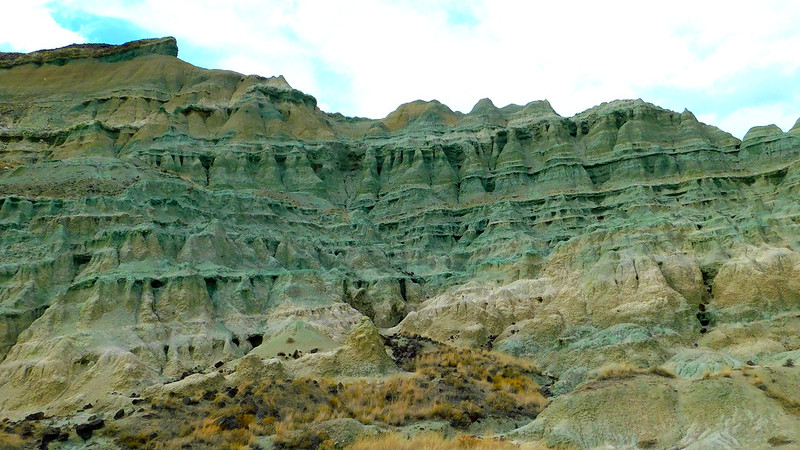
1 38 800 448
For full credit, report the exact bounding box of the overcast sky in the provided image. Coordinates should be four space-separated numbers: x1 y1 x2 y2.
2 1 799 138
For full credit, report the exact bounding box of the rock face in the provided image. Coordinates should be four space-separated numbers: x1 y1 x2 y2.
511 371 800 448
0 37 178 69
1 38 799 446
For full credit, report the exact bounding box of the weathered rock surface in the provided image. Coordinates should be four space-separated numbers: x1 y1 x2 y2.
510 370 800 448
1 38 799 446
0 37 178 69
286 317 397 377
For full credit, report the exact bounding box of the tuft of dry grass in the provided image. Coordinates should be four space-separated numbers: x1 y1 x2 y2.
588 364 679 384
0 431 27 449
594 363 638 380
647 366 677 378
750 372 765 388
767 435 795 446
350 432 523 450
0 421 51 449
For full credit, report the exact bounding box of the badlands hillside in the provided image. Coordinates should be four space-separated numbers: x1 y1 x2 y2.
1 37 799 449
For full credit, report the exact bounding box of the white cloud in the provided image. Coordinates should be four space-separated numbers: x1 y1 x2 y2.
6 0 800 138
699 103 799 139
0 1 85 52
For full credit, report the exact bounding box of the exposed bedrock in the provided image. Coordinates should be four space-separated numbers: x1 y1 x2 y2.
1 39 800 425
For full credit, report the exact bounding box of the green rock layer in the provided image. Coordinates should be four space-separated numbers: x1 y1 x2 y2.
1 39 799 428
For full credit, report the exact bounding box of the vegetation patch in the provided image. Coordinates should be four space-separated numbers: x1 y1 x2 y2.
592 363 677 381
102 345 548 448
350 431 532 449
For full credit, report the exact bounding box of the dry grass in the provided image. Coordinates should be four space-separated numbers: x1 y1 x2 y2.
108 345 549 449
740 369 800 416
594 363 638 380
746 370 765 388
350 432 523 450
698 367 736 380
587 364 678 385
767 435 795 446
647 366 677 378
0 421 51 450
0 431 27 449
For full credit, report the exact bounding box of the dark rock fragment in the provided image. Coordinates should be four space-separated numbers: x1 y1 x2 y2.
75 419 104 440
40 427 60 449
215 415 243 430
25 412 44 421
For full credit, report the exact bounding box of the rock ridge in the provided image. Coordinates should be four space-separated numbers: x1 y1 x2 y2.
0 39 799 450
0 37 178 69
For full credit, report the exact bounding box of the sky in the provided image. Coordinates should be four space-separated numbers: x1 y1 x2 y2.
1 1 799 139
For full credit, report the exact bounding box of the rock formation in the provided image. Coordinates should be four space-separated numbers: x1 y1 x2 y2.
1 38 799 448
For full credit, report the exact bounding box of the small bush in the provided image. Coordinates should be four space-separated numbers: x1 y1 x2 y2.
0 431 27 449
767 435 795 446
648 366 676 378
751 373 767 390
116 430 156 449
595 363 638 380
486 392 515 412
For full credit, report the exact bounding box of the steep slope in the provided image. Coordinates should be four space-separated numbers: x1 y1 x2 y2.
1 38 800 448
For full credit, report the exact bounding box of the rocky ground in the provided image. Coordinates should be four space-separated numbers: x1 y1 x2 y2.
1 38 799 448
